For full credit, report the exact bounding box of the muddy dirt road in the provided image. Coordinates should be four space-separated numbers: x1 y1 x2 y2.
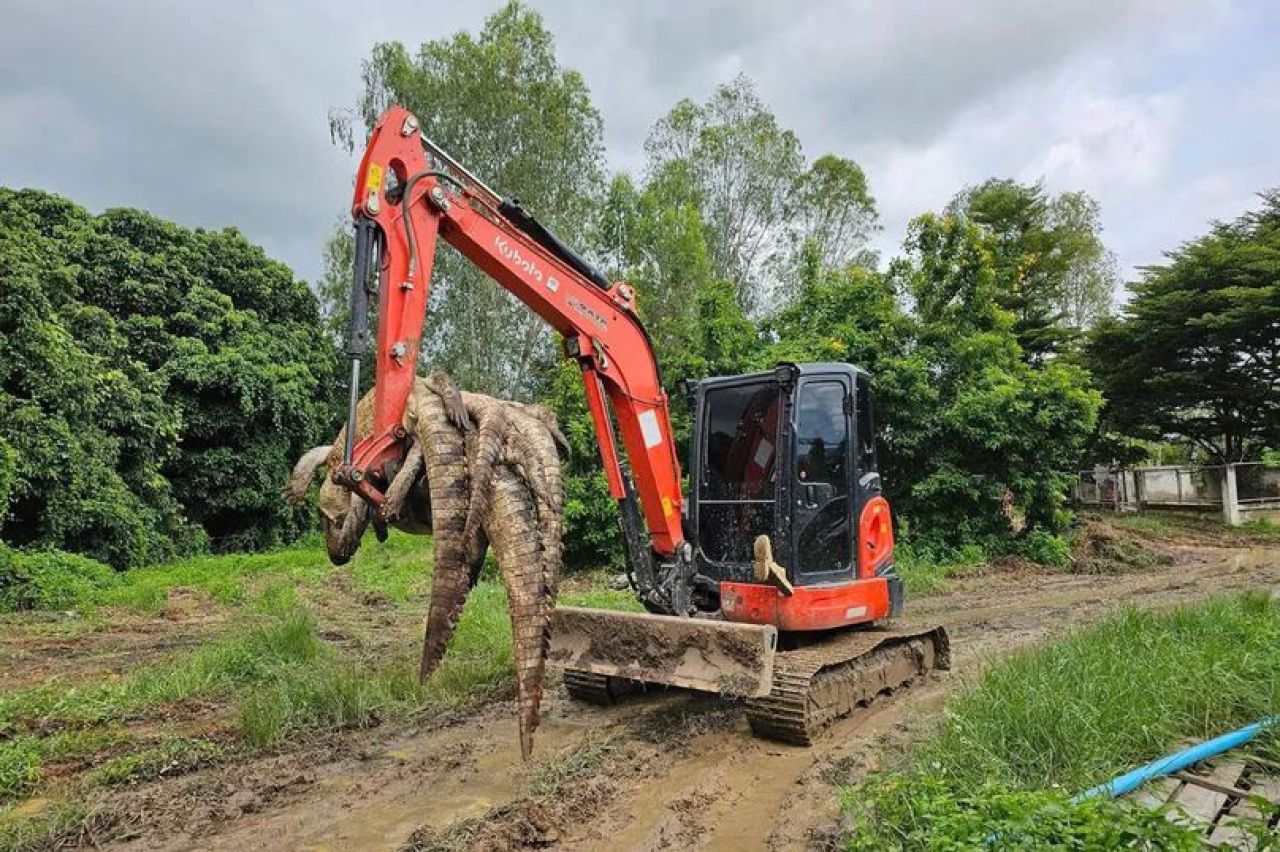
95 534 1279 852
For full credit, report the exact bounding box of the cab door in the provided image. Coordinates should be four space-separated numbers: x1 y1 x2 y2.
791 376 854 585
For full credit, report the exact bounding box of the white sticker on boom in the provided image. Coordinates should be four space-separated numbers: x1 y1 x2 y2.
845 606 868 619
638 409 662 449
753 437 773 468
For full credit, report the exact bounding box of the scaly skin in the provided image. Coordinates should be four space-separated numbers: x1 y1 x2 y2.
485 465 553 760
405 384 475 683
288 372 565 758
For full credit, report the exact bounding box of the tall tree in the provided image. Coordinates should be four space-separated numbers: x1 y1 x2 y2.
645 75 876 314
788 154 880 272
1088 191 1280 462
892 213 1102 538
949 180 1117 359
331 1 605 399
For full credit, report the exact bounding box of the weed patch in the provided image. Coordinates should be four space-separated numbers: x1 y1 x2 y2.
0 800 99 852
0 609 322 733
841 592 1280 849
0 546 119 612
843 776 1200 850
894 542 984 597
85 737 227 787
1068 518 1171 574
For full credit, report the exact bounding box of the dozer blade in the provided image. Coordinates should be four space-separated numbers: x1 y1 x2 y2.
550 606 778 698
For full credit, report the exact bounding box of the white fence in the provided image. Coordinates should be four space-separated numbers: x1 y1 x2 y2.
1073 462 1280 525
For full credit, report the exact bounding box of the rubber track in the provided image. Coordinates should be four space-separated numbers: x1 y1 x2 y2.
745 625 950 745
563 669 639 705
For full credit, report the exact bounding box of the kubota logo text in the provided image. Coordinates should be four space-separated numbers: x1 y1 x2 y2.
494 235 544 284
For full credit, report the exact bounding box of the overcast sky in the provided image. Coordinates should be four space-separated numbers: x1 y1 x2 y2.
2 0 1276 289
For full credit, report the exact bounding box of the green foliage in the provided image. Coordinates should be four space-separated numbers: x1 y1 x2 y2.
0 544 118 612
332 1 605 399
0 188 336 567
0 437 14 525
949 179 1118 358
0 740 40 803
920 593 1280 790
644 74 877 314
552 171 761 568
770 216 1100 549
1007 528 1071 568
843 592 1279 849
1089 190 1280 462
844 776 1199 851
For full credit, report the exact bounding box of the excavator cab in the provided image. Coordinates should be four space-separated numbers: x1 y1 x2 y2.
687 363 899 608
555 362 941 726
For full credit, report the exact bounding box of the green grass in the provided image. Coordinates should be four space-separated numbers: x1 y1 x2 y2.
0 729 130 802
558 575 645 611
239 577 520 747
1111 511 1280 540
893 542 985 597
1239 517 1280 537
0 609 324 735
841 592 1280 849
84 737 227 787
0 800 94 852
1 529 446 617
1108 512 1180 535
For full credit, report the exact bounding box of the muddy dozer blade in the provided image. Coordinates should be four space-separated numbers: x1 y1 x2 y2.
550 606 778 698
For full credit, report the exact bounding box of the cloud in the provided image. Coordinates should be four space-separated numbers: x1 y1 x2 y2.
0 0 1275 288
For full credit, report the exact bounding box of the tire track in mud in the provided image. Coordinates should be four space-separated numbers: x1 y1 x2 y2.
93 542 1280 851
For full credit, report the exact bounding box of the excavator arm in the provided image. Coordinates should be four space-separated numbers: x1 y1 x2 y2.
335 106 691 610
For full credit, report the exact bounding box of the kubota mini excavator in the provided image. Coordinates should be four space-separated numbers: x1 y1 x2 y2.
335 106 948 744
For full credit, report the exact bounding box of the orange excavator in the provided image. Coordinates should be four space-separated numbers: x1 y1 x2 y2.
335 106 948 744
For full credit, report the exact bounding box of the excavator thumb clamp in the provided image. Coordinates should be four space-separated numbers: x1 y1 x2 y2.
549 606 778 698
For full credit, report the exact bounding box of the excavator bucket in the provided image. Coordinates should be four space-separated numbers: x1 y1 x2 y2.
549 606 778 698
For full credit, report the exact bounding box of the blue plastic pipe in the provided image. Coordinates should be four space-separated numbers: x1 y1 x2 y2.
1074 717 1277 801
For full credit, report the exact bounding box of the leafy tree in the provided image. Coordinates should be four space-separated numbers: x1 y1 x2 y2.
893 213 1102 538
0 189 335 566
949 180 1117 359
787 154 880 272
645 75 876 314
1088 191 1280 462
770 213 1101 548
331 1 605 399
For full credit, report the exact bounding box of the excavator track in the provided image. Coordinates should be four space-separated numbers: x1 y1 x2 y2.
562 669 640 704
745 625 950 745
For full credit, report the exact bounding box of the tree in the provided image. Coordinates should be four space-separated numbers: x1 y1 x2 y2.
553 171 759 569
645 75 876 314
766 213 1101 548
1088 191 1280 462
331 1 605 399
788 154 880 272
0 188 336 566
893 213 1102 540
948 180 1117 359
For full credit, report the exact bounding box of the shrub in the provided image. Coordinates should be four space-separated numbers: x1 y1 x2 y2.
843 593 1280 849
0 544 118 612
845 776 1199 850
